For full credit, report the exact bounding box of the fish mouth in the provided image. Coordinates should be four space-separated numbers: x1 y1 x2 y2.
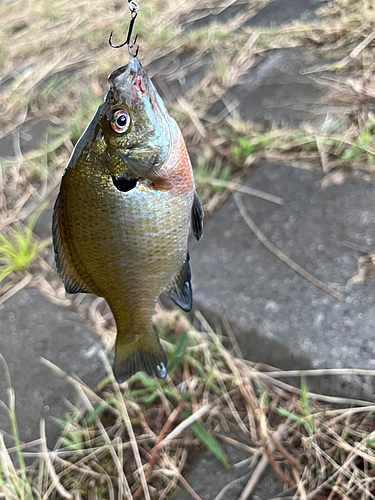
128 55 142 73
108 55 144 85
108 55 150 101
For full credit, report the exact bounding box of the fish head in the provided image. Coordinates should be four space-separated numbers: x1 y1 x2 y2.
102 55 172 173
65 56 173 179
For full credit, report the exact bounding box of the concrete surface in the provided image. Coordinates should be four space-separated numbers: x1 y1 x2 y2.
174 432 284 500
0 288 105 446
207 47 340 127
189 162 375 400
179 1 252 31
147 50 208 104
245 0 327 27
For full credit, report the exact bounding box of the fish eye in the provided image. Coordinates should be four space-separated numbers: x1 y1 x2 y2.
110 109 131 134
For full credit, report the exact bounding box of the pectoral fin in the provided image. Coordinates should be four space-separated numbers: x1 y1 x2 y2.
52 195 92 294
117 151 172 189
191 192 204 241
166 254 192 312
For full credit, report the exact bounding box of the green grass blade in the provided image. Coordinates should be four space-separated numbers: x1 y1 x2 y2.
182 408 230 469
0 355 33 499
275 407 306 424
168 331 188 373
300 377 310 416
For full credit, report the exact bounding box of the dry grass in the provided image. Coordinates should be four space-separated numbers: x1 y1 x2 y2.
1 310 375 500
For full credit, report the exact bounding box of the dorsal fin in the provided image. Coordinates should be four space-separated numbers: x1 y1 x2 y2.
165 253 192 312
191 192 204 241
52 195 92 294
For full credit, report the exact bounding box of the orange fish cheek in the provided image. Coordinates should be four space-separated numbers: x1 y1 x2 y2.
164 135 195 196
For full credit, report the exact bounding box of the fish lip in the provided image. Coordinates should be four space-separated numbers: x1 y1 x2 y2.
108 56 143 84
107 55 149 102
128 55 142 73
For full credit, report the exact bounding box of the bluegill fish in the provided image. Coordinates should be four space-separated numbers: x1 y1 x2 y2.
53 55 203 382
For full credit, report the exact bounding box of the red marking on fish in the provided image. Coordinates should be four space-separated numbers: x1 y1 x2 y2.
132 73 145 97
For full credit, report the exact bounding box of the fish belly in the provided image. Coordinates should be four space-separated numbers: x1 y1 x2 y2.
61 172 193 335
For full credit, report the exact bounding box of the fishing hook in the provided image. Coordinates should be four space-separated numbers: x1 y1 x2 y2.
109 0 139 56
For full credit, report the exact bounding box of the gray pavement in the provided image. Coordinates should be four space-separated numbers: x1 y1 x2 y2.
0 288 105 446
189 163 375 400
175 432 284 500
245 0 327 27
208 47 341 127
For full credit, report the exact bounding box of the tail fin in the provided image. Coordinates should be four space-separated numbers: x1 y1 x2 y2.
113 329 167 383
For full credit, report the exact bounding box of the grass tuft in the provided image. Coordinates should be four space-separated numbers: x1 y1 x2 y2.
1 313 375 499
0 356 34 500
0 213 52 283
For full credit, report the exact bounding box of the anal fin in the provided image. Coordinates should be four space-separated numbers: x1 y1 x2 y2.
165 253 192 312
191 192 204 241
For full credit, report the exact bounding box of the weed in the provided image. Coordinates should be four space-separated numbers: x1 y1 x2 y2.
168 331 188 374
182 25 232 50
231 134 276 164
275 378 315 435
335 118 375 167
0 213 51 283
0 356 33 500
41 73 71 98
254 380 271 406
194 158 230 193
52 410 89 452
182 408 230 469
231 137 257 163
210 53 231 83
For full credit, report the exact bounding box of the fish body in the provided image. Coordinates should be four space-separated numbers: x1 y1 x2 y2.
53 56 203 382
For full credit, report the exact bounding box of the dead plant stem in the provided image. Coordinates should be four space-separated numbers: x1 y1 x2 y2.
238 424 288 500
233 192 343 301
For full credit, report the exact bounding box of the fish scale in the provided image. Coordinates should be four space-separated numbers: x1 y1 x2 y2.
53 55 203 382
